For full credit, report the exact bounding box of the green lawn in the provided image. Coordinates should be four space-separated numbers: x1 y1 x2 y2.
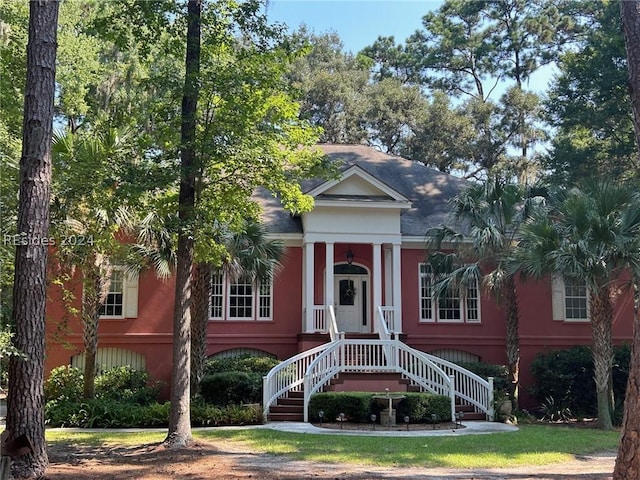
46 425 620 470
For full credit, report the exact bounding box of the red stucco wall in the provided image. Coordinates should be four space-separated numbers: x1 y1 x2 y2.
45 243 635 410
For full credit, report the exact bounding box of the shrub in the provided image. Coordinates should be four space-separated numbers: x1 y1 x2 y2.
95 366 162 405
191 402 263 426
458 361 509 393
308 392 451 424
308 392 372 423
200 371 261 406
44 366 83 402
45 365 162 405
203 354 279 377
530 345 630 419
395 393 451 423
45 399 261 428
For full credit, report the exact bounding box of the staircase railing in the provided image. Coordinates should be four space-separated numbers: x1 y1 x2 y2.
327 305 343 341
303 339 456 422
415 352 495 420
379 306 397 333
374 306 392 340
310 305 326 331
262 342 332 420
264 336 494 422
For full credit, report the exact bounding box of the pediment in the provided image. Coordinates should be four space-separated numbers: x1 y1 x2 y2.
307 165 409 203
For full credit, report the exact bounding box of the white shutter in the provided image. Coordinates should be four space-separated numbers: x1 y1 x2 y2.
551 275 565 321
124 272 139 318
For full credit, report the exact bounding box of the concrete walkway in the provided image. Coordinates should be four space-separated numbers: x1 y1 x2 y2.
3 421 518 437
226 420 518 437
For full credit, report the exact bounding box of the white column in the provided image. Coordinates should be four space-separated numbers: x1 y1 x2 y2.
384 245 392 306
372 243 382 316
325 242 335 311
304 241 315 332
392 242 402 333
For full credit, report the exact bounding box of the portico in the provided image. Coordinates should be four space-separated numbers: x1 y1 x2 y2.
299 165 411 335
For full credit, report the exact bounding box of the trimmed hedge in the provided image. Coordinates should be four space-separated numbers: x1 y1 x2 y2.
203 354 279 377
199 354 280 406
394 392 451 423
308 392 373 423
200 371 261 406
308 392 451 424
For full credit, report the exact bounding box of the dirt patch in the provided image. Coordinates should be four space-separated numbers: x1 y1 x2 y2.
42 436 616 480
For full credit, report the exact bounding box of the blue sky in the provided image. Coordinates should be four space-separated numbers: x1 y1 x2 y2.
265 1 554 93
266 1 443 53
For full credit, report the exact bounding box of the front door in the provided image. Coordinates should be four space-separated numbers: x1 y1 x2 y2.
334 274 368 333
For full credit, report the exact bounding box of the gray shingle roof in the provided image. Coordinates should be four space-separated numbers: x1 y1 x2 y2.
258 144 470 237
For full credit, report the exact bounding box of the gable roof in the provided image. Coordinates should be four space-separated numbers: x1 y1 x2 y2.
307 164 410 205
258 144 470 237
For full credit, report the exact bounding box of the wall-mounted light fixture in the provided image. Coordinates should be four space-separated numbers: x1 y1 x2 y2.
346 249 354 266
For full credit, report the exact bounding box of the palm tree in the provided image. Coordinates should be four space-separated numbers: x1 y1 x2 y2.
190 219 284 396
52 128 136 399
427 176 542 410
518 180 640 430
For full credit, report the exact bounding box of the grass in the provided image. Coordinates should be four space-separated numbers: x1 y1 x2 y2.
46 430 166 446
46 424 620 469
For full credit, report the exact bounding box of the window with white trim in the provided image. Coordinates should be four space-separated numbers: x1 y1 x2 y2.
209 271 224 319
564 279 589 321
99 269 124 318
209 272 273 321
551 276 590 322
419 263 480 323
96 268 138 319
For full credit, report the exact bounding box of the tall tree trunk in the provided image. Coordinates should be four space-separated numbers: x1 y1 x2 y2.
614 286 640 478
503 276 520 411
190 263 210 397
164 0 201 448
616 2 640 475
7 1 59 478
622 0 640 151
81 255 111 399
590 289 614 430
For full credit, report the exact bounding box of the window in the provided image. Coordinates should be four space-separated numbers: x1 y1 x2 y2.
99 269 124 318
419 263 480 323
209 272 273 321
564 279 588 320
257 282 272 320
552 276 589 322
95 268 138 319
229 277 253 319
209 271 224 319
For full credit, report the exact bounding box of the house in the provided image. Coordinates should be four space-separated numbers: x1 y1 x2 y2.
45 144 634 420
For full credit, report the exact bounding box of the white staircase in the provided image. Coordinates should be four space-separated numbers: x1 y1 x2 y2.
263 307 495 422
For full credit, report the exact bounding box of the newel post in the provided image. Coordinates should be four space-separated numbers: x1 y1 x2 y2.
488 376 495 421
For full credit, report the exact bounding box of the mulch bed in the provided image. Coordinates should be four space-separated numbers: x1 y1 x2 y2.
312 421 462 431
